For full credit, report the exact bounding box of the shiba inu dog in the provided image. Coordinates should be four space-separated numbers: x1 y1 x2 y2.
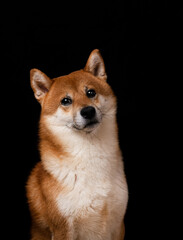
26 49 128 240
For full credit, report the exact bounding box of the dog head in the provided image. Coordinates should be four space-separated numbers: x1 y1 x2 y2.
30 49 116 134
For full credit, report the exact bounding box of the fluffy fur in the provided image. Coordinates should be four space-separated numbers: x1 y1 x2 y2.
26 49 128 240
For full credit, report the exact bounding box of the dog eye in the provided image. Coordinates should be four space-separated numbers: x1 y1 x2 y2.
86 89 96 98
61 97 72 106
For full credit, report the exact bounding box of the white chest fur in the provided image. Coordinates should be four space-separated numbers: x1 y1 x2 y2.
55 144 128 239
56 151 117 217
43 116 128 238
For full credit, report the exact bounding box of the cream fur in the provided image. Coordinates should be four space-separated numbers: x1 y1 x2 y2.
27 50 128 240
41 98 128 239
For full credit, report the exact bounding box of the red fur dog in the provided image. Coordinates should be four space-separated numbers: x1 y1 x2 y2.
26 49 128 240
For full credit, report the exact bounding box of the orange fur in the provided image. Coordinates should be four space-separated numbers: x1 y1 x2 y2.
26 50 128 240
27 162 69 239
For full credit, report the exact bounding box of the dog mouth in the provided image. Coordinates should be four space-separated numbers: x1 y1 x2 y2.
73 120 99 131
84 120 99 128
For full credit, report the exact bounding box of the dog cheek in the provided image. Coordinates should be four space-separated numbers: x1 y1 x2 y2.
98 95 116 114
96 95 107 112
47 108 73 127
60 109 74 126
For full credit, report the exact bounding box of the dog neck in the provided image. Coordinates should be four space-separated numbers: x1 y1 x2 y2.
39 114 120 181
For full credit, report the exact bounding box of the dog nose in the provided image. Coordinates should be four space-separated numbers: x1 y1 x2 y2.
80 106 96 119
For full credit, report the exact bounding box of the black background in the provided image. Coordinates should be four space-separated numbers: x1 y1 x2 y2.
1 1 180 239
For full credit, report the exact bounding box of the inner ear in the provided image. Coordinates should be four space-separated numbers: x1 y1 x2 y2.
93 62 101 77
30 69 53 104
36 81 50 93
84 49 107 81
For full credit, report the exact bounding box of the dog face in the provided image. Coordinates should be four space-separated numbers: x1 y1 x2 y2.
30 50 116 134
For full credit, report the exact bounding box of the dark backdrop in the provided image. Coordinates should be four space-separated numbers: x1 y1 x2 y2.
1 1 179 239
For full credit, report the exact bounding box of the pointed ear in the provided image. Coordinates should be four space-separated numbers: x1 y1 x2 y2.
30 69 53 104
84 49 107 81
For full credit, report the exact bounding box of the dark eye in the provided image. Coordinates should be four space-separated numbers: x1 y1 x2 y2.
86 89 96 98
61 97 72 106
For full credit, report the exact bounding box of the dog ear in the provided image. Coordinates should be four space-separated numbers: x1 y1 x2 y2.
30 69 53 104
84 49 107 81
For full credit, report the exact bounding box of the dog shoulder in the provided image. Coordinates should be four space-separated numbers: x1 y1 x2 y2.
26 162 70 235
26 161 65 205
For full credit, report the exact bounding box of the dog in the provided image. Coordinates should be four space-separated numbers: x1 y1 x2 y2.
26 49 128 240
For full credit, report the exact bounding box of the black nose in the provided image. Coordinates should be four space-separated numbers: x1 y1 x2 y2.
80 106 96 119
